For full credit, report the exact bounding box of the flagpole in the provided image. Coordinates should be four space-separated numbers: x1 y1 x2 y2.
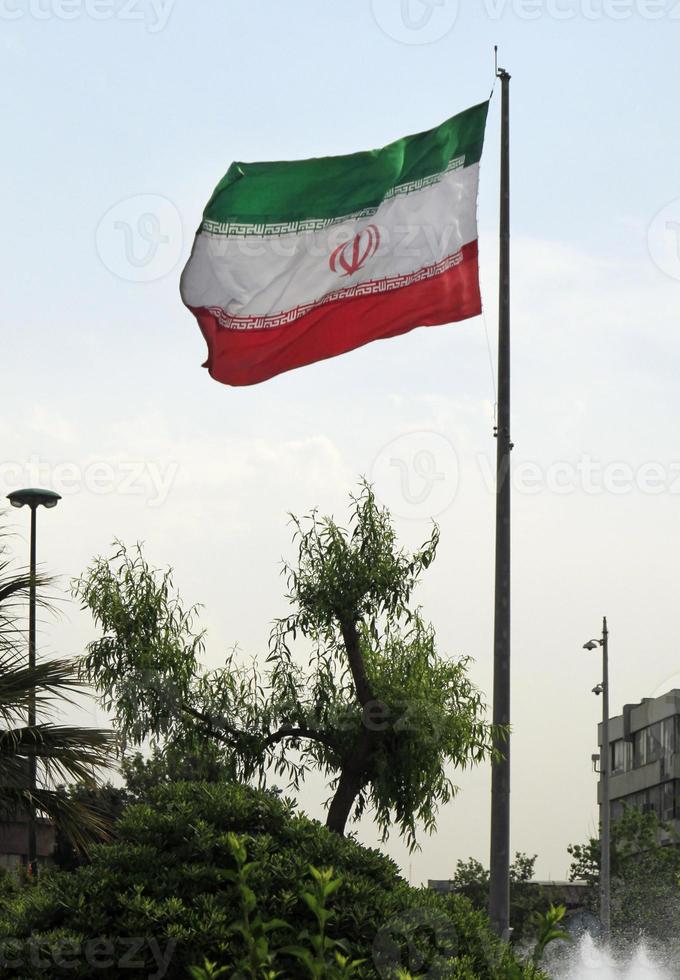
489 62 512 941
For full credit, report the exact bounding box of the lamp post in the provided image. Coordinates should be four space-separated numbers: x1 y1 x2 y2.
583 617 610 943
6 488 61 875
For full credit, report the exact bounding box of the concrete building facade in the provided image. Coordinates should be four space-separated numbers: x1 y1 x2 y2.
599 689 680 826
0 809 55 870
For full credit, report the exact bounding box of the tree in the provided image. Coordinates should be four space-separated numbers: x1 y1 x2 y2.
0 527 116 852
451 853 549 942
567 805 680 943
75 482 498 849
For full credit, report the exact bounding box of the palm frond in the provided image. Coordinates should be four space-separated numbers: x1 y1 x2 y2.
0 657 90 725
0 557 55 657
0 724 117 786
0 785 114 853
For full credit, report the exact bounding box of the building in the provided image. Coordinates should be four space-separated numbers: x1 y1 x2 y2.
0 761 55 869
0 808 55 870
600 689 680 827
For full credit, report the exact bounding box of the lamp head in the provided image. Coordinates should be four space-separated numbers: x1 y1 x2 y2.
583 639 600 651
7 488 61 510
592 683 604 696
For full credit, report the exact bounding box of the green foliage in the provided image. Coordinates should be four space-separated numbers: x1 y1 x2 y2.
529 906 570 966
0 782 541 978
221 831 287 978
188 856 367 980
568 805 680 942
122 744 236 800
74 541 203 747
74 483 497 850
279 482 439 634
355 617 495 847
52 745 236 871
188 962 231 980
566 835 599 893
282 865 364 979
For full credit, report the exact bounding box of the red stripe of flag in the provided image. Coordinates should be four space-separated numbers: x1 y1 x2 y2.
190 241 481 387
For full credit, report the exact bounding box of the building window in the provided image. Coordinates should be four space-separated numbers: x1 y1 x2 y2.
0 854 22 870
662 781 675 821
646 723 662 764
661 719 674 768
611 799 625 821
633 723 667 768
623 790 648 812
646 785 663 816
612 739 633 774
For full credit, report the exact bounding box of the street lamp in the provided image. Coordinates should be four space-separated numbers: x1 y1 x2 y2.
583 617 610 943
6 488 61 875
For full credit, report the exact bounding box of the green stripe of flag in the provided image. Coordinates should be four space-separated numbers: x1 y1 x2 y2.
203 100 489 227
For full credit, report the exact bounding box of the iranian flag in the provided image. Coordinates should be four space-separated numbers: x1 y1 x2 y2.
180 100 488 386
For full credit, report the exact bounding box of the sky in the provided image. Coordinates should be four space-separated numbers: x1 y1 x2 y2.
3 0 680 884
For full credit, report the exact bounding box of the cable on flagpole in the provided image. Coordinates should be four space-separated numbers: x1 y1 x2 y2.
481 311 498 426
489 45 500 100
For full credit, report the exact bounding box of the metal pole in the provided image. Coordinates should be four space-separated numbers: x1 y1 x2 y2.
489 66 512 941
28 505 37 875
601 616 611 941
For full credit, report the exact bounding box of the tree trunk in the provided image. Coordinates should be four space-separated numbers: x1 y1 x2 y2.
325 620 378 836
325 765 366 836
325 724 374 836
340 621 374 707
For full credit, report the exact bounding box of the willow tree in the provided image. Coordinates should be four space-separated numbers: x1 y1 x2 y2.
76 483 496 849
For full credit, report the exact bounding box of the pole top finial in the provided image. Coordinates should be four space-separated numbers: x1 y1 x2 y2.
494 45 511 79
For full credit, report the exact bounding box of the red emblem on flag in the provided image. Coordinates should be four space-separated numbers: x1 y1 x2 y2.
329 224 381 277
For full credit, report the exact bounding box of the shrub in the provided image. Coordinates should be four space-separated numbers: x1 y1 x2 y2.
0 783 542 978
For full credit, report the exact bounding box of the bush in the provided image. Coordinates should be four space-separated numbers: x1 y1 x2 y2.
0 783 542 978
